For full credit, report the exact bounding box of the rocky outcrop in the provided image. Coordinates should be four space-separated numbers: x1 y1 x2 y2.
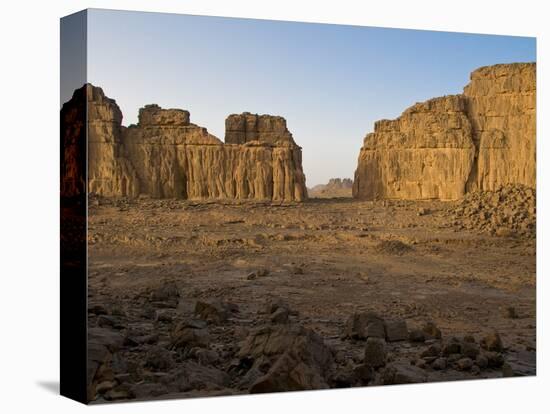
309 178 354 198
463 63 536 192
87 85 140 198
63 85 307 202
353 63 535 200
61 86 87 198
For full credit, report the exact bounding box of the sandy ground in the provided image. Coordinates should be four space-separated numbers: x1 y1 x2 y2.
87 196 536 402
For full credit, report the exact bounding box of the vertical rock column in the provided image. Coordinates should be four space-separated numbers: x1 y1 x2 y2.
463 63 536 191
87 85 140 197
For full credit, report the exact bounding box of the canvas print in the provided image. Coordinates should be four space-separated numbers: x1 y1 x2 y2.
60 9 536 404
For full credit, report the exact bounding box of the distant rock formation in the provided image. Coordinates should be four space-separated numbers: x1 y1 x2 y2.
62 85 307 202
353 63 535 200
309 178 353 198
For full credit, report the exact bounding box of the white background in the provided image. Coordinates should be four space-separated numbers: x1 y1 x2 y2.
0 0 547 412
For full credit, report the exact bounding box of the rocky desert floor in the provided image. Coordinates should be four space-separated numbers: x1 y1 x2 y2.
86 192 536 403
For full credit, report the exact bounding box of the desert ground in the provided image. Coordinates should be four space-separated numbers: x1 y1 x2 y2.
87 186 536 402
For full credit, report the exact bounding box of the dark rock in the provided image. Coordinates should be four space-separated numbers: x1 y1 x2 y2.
475 354 489 369
502 362 515 377
480 332 503 352
422 321 442 339
364 337 387 368
502 306 518 319
486 352 505 368
195 300 227 322
171 321 210 349
432 357 447 370
130 383 170 399
421 344 441 358
385 320 409 342
195 349 220 365
380 362 428 384
150 281 179 302
456 357 473 371
104 383 135 401
353 363 375 384
344 312 385 340
97 315 121 329
95 380 116 395
176 361 230 391
463 335 476 343
461 342 480 359
409 329 426 343
89 304 109 315
155 309 177 323
239 325 333 393
144 346 175 371
442 340 462 356
271 307 290 324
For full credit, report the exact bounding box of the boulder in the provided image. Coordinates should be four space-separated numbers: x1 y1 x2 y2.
385 320 408 342
363 337 387 368
344 312 385 340
480 331 503 352
239 325 333 393
171 320 210 349
380 362 428 385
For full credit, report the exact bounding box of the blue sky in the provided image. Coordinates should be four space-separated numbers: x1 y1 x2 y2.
77 9 535 186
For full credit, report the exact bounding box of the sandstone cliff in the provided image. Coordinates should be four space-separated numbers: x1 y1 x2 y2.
63 85 307 202
353 63 535 200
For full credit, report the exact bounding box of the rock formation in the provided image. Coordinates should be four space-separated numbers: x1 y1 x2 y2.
353 63 535 200
309 178 353 198
62 85 307 202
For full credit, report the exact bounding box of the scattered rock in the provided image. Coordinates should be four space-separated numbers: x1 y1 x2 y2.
442 340 462 356
409 329 426 343
461 342 480 359
432 358 447 370
417 207 429 216
480 332 503 352
353 363 374 384
176 361 230 391
385 320 408 342
150 282 179 303
421 344 441 358
502 362 515 377
502 306 518 319
364 337 387 368
422 321 442 340
195 300 237 323
89 304 109 315
456 357 473 371
145 346 175 371
375 240 412 255
239 325 333 393
344 312 385 340
448 185 535 238
270 307 290 324
485 352 505 368
171 320 210 349
380 362 428 384
475 354 489 369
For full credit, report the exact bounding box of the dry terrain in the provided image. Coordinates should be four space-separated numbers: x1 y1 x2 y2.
87 191 536 402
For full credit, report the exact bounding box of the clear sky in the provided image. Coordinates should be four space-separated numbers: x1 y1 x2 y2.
74 9 535 186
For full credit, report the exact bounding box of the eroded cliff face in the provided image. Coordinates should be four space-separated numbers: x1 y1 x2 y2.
87 85 140 198
353 63 535 200
464 63 536 192
65 85 307 202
